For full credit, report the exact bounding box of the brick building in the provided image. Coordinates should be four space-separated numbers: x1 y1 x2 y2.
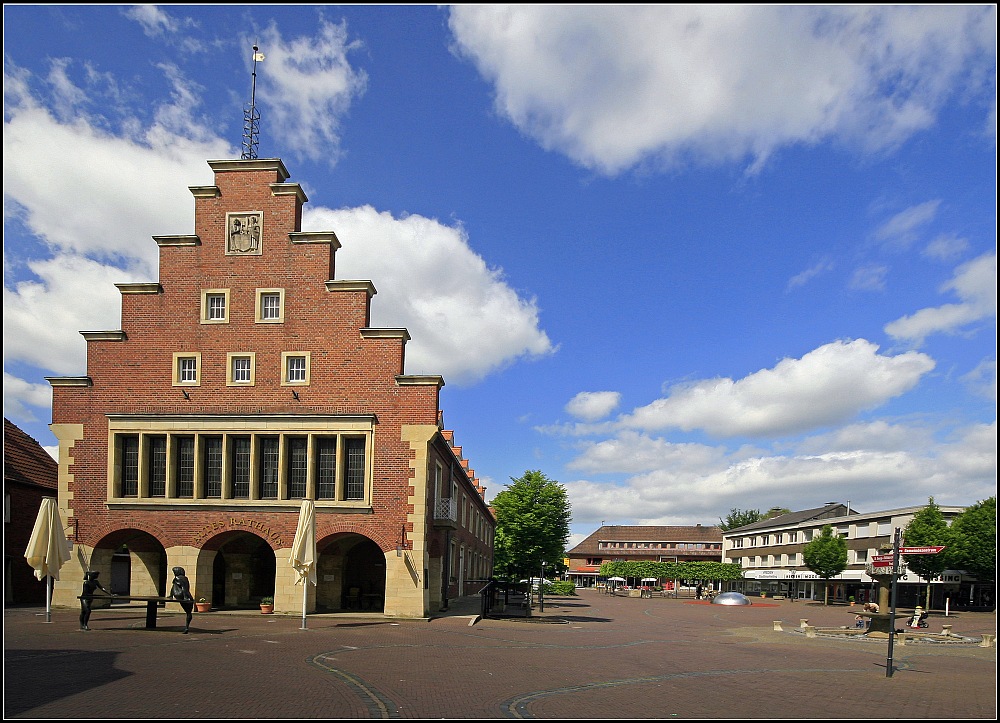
566 524 723 587
46 158 494 616
4 418 61 605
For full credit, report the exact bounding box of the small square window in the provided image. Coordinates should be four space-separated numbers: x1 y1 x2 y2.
282 352 310 385
172 353 201 386
256 289 285 323
227 353 256 386
201 289 230 324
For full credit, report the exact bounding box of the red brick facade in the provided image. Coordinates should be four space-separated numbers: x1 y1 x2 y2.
4 418 60 605
46 158 493 616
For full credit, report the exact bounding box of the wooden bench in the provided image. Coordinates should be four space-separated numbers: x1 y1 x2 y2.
79 595 192 630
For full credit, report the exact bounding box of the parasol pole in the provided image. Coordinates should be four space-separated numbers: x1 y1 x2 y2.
45 576 52 623
301 570 308 630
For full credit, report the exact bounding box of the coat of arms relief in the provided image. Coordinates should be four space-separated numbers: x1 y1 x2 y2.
226 212 263 255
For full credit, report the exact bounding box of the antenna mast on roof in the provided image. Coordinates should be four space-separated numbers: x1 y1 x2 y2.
241 44 264 160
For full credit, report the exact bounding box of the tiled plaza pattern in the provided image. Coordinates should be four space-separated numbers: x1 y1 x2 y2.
4 590 996 719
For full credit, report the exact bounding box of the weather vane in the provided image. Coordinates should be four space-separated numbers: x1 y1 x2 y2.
241 44 265 160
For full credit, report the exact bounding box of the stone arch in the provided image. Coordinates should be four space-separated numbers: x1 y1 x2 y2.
193 529 276 609
315 531 387 612
87 528 168 598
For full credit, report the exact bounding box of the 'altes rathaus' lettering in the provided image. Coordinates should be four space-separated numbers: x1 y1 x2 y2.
193 518 285 547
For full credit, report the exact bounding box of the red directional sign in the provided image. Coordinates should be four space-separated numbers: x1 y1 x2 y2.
900 546 946 554
870 554 894 565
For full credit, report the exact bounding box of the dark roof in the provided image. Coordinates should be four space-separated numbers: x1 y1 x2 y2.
4 418 58 491
568 524 722 556
725 503 855 533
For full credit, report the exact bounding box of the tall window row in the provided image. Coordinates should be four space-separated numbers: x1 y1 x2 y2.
113 431 369 503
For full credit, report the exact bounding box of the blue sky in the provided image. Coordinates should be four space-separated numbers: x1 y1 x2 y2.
3 5 996 546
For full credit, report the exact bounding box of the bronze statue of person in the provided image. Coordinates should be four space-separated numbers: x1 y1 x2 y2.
169 566 195 633
79 570 112 631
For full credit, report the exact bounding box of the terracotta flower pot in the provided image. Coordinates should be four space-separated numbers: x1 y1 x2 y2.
260 604 274 614
195 602 212 613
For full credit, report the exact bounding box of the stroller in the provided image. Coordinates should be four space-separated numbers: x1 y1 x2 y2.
908 608 929 628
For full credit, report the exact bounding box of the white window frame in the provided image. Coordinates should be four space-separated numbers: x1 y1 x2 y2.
256 288 285 323
226 352 256 386
281 352 311 385
172 352 202 386
201 289 230 324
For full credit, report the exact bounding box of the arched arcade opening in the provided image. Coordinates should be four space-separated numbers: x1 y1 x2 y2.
196 531 276 610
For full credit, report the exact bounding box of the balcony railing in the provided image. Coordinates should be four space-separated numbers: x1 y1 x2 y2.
434 496 457 528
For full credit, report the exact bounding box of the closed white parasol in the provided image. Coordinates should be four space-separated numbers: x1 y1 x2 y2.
24 497 72 623
288 499 317 629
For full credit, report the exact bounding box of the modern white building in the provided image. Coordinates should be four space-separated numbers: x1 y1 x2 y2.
720 502 983 609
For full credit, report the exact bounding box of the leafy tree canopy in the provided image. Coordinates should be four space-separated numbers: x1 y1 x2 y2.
946 496 996 582
491 470 571 579
803 525 847 604
902 497 953 581
718 508 765 531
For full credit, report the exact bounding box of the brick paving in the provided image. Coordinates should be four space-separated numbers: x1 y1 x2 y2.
4 590 995 719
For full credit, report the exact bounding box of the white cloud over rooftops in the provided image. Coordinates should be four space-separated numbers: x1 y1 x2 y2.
618 339 935 438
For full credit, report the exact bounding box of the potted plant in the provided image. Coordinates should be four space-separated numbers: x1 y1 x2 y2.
848 596 855 607
260 596 274 614
195 597 212 613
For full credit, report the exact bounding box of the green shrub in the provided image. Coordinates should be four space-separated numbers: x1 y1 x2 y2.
545 580 577 596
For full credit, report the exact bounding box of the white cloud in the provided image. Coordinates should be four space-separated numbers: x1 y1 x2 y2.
786 258 835 291
961 359 997 403
3 64 228 263
884 252 997 345
873 199 941 249
304 205 555 386
848 264 889 292
256 20 368 166
568 431 728 475
619 339 935 438
922 233 970 261
2 254 129 374
793 420 935 456
564 420 996 527
565 391 620 421
2 372 52 420
124 5 180 37
448 6 996 176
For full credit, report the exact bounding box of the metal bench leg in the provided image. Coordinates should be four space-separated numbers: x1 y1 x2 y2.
146 600 158 629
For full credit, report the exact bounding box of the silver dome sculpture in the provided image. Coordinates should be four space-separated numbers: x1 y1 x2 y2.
711 592 752 606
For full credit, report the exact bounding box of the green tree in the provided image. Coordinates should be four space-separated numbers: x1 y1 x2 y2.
491 470 571 580
946 497 996 583
903 497 954 608
802 525 847 605
718 508 765 531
